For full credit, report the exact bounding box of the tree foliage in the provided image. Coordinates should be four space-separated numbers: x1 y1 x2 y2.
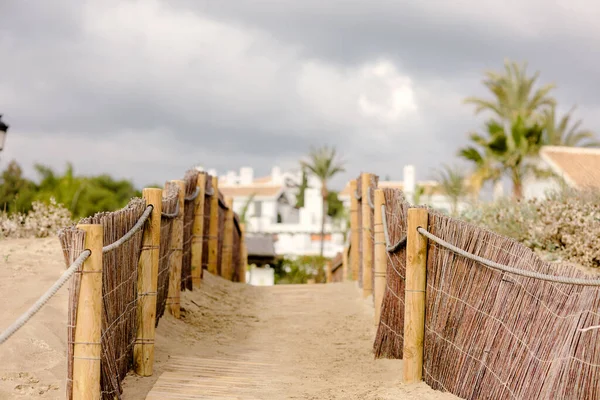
0 160 140 219
460 60 599 199
300 145 345 256
434 164 468 215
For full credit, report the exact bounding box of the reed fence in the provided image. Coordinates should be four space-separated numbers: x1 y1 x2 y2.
0 168 248 400
342 173 600 400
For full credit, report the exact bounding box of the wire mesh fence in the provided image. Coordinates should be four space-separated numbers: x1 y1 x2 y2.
181 170 200 291
368 182 600 399
373 188 409 359
60 199 147 400
423 210 600 399
156 183 179 326
52 168 246 400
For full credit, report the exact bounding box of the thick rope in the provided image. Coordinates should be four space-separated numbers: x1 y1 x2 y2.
380 204 407 253
218 197 229 210
354 189 362 201
0 250 91 345
205 188 214 197
368 187 375 209
417 227 600 286
184 187 200 202
103 205 153 253
161 201 179 219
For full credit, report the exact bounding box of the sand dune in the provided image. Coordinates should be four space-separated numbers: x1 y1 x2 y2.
0 237 457 399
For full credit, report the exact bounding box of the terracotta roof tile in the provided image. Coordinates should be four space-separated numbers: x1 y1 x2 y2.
253 176 272 184
219 185 282 197
541 146 600 190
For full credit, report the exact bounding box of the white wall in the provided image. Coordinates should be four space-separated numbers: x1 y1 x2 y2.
246 266 274 286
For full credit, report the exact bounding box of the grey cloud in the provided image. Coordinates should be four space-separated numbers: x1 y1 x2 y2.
1 0 599 191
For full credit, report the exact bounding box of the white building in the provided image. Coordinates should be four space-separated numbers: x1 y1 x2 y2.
218 167 346 258
338 165 471 215
524 146 600 199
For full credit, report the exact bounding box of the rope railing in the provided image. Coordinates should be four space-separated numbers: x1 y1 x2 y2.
368 187 375 210
354 189 362 201
417 226 600 286
218 196 229 210
161 202 180 219
380 204 406 253
103 205 153 253
0 250 91 345
0 204 155 346
184 187 200 202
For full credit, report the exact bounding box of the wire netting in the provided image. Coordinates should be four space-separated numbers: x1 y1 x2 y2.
60 199 146 400
423 210 600 399
181 170 200 291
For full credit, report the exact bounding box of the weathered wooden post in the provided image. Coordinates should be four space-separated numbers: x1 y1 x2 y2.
221 197 234 280
167 180 185 319
191 173 206 288
326 260 333 283
342 246 349 281
208 176 219 275
349 179 360 281
373 189 386 326
72 224 103 400
361 173 374 298
134 188 162 376
403 207 429 384
239 223 247 283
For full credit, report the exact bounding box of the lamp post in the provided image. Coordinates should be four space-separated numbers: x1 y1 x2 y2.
0 115 8 153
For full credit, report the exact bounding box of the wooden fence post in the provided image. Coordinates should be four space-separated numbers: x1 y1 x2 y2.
373 189 387 326
326 260 333 283
167 180 185 319
349 179 359 281
72 224 103 400
134 188 162 376
208 176 219 275
221 197 234 280
239 223 247 283
191 173 206 288
342 246 349 281
361 173 374 298
403 207 429 384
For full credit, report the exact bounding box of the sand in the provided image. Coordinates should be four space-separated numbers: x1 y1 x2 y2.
0 237 458 399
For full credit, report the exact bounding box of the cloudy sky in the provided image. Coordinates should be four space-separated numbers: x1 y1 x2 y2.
2 0 599 190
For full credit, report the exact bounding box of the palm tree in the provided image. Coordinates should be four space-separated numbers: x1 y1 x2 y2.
458 121 504 199
238 193 256 228
300 145 345 257
464 60 556 128
434 164 468 216
463 60 556 199
462 118 544 199
542 105 600 147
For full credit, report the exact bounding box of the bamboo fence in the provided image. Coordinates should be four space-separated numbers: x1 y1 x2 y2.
348 176 600 400
156 183 179 325
181 170 200 291
57 168 247 400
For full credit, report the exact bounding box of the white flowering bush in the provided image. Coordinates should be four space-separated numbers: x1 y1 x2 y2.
0 198 72 238
462 188 600 268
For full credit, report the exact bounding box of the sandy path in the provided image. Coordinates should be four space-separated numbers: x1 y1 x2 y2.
0 237 457 399
123 274 458 399
0 238 67 399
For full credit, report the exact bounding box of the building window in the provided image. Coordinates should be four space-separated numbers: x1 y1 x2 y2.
254 201 262 217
